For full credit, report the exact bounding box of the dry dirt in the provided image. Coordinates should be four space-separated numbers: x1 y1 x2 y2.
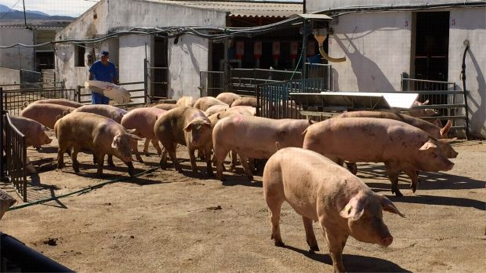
1 135 485 273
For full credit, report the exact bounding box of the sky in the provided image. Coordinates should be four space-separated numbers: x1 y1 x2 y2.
0 0 98 17
0 0 302 18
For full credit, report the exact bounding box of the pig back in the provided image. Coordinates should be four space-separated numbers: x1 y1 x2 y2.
303 117 430 163
32 99 83 108
154 106 199 146
72 105 126 123
20 103 74 129
121 107 166 138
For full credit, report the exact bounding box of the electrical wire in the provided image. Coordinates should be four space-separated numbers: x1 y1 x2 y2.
0 0 22 20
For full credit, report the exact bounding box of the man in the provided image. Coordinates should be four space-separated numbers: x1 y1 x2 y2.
88 50 119 104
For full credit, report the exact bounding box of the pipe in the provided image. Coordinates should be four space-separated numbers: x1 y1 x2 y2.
313 29 346 63
0 232 73 272
461 39 471 139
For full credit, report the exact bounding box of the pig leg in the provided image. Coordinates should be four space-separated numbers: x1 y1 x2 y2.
266 198 285 247
57 147 67 169
238 154 254 180
302 216 319 252
214 147 230 181
229 150 238 171
166 144 182 173
143 139 150 156
403 168 419 193
204 145 214 177
188 147 199 174
385 162 403 197
160 149 168 170
71 146 80 173
151 138 162 155
322 222 348 273
107 155 115 167
132 140 144 163
125 161 135 177
96 154 105 177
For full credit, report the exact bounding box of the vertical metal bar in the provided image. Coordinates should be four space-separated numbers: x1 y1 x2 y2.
302 19 308 79
144 59 148 104
0 88 4 180
22 137 27 202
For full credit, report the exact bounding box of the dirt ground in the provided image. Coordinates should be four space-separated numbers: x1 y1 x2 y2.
1 134 485 273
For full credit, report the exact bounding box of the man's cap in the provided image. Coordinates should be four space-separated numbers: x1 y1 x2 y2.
101 50 109 57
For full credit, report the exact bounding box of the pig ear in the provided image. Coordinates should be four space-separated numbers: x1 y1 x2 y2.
380 195 405 217
111 135 121 149
339 196 364 220
184 122 193 132
128 133 143 141
440 120 452 137
419 141 437 151
126 128 137 135
423 99 429 105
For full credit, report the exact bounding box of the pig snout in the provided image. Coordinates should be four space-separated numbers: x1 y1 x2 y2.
380 236 394 247
445 161 455 171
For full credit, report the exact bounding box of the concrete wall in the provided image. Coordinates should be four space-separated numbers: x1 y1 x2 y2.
0 28 35 70
0 67 20 85
307 0 479 13
168 35 209 99
329 12 411 92
449 8 486 138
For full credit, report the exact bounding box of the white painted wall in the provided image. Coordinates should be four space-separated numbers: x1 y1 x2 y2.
307 0 479 13
0 28 35 70
449 8 486 138
168 35 209 99
328 12 411 92
0 67 20 85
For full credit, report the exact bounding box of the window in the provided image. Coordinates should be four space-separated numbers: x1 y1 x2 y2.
75 44 86 67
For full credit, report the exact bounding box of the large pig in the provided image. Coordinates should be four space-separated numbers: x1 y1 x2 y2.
193 96 228 112
204 104 229 116
20 103 75 129
409 99 438 117
263 147 404 273
176 96 195 107
32 99 83 108
154 106 213 176
8 116 52 148
212 115 313 180
231 96 257 107
303 117 455 196
55 112 141 177
121 107 166 162
336 110 452 139
71 104 127 123
153 103 179 111
216 92 241 105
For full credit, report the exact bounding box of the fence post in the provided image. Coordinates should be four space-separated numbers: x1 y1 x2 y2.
144 58 148 104
0 88 4 180
76 86 81 103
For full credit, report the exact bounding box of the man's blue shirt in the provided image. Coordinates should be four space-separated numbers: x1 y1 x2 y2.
89 61 118 82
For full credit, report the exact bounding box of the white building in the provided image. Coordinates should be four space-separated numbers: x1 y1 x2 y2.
307 0 486 137
54 0 302 101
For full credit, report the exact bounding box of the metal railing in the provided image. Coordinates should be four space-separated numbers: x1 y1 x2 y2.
305 63 333 91
200 71 224 97
401 75 468 136
256 78 326 119
145 59 169 102
230 68 302 96
77 81 146 107
3 113 28 202
2 84 75 116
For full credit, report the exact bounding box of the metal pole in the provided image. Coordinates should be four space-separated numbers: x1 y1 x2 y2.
22 0 27 27
144 59 148 104
461 41 471 139
0 88 4 180
224 39 230 91
302 19 309 81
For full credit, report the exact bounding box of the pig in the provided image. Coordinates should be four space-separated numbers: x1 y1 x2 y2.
263 147 404 273
225 106 256 116
0 189 16 221
8 116 52 148
20 103 75 129
55 112 141 177
176 96 195 107
193 96 228 112
71 104 127 123
409 99 438 117
31 99 83 108
216 92 241 105
212 115 313 180
231 96 257 107
154 106 213 176
153 103 179 111
303 117 455 196
336 110 452 139
205 104 229 116
121 107 166 162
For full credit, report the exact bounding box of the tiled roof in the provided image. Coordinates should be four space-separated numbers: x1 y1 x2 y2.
153 0 303 18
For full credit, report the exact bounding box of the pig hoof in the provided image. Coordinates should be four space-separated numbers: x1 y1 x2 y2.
247 175 254 181
177 169 184 174
392 189 403 197
309 245 320 252
274 241 285 247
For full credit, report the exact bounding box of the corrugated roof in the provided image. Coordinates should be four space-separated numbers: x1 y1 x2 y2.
153 0 303 18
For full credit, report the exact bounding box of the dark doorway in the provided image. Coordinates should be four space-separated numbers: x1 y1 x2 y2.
152 37 168 98
413 11 450 81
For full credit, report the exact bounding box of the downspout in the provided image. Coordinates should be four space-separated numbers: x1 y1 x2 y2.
461 40 470 139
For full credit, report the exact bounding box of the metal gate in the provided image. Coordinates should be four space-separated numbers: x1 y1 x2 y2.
199 71 224 97
145 59 168 102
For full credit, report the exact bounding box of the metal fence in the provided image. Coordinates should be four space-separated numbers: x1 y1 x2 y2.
2 112 28 202
1 83 75 116
305 63 333 91
145 59 169 102
256 78 326 119
230 68 302 96
401 75 468 135
199 71 225 97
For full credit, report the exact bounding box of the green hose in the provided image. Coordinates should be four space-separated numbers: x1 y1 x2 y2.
8 167 159 211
